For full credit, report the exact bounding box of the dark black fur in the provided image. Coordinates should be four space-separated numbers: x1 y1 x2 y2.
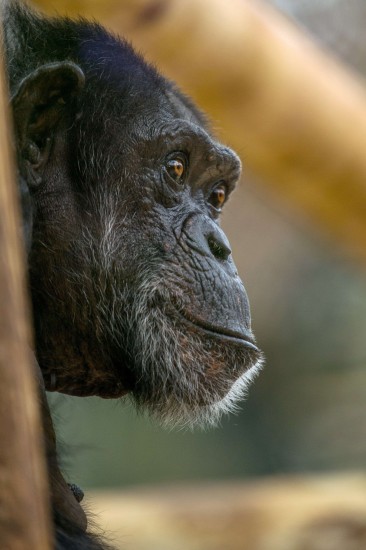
3 1 262 547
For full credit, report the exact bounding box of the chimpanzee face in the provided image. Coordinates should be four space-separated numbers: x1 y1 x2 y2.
11 19 262 428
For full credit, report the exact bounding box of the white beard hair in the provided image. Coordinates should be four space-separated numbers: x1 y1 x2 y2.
127 276 264 430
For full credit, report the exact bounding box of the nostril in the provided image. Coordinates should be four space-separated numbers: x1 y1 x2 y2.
207 234 231 261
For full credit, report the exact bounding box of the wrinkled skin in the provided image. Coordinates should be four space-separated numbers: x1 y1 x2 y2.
32 98 261 419
30 100 262 426
4 1 262 548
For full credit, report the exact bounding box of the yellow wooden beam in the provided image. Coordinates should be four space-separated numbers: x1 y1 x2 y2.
90 476 366 550
33 0 366 262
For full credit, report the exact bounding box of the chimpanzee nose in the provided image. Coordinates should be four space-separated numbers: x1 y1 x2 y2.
193 215 232 262
206 227 232 261
181 214 233 264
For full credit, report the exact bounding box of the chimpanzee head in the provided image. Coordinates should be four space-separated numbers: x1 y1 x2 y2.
8 3 263 428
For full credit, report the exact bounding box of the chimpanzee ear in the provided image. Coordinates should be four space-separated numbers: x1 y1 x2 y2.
11 62 85 186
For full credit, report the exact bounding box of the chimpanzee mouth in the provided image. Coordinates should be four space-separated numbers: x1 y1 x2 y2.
171 306 260 353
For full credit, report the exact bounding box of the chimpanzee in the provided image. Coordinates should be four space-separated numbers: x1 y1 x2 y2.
2 1 263 547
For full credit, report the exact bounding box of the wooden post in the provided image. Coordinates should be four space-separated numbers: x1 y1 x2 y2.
0 22 52 550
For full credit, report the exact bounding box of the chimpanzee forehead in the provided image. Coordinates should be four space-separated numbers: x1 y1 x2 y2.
63 20 209 137
77 24 163 86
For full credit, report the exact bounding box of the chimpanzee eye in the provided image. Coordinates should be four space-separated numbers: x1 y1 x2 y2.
208 182 227 211
164 153 188 184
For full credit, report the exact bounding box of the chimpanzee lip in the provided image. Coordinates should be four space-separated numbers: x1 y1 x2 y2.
171 306 259 352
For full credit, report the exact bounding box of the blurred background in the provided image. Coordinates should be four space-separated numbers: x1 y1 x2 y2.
29 0 366 547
